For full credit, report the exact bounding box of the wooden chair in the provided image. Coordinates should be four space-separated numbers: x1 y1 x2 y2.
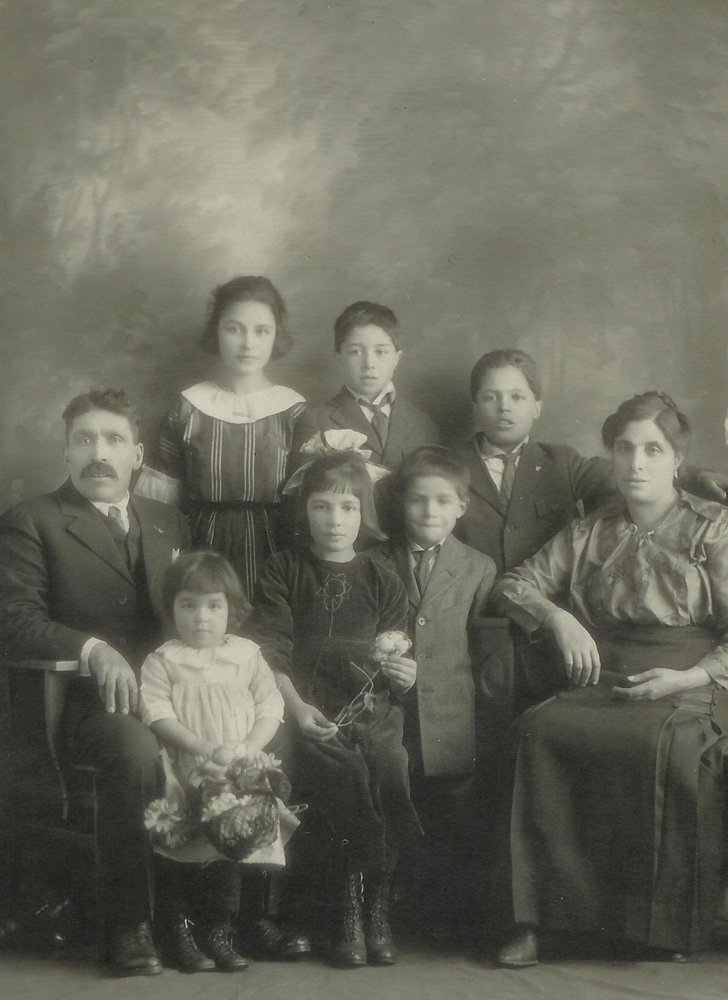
5 660 101 943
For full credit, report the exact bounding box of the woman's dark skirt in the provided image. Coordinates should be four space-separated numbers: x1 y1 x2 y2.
509 624 728 952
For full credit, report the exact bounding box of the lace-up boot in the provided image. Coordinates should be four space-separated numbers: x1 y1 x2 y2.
364 866 397 965
329 871 367 968
163 915 215 973
202 920 250 972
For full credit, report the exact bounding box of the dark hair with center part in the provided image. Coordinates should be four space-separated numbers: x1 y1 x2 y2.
298 451 386 546
601 391 691 456
162 550 252 630
62 388 140 443
333 301 401 352
469 349 542 402
200 275 291 359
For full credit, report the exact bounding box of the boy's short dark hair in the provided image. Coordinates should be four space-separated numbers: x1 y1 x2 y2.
62 388 140 442
333 301 401 352
162 550 252 630
395 445 470 501
200 275 292 360
379 446 470 538
469 349 542 401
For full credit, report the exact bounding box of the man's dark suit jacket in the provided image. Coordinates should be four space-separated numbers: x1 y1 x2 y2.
453 438 616 577
307 387 440 470
0 478 190 670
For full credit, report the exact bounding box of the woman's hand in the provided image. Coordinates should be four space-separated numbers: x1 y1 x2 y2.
379 654 417 694
543 608 601 686
614 666 711 701
293 703 339 742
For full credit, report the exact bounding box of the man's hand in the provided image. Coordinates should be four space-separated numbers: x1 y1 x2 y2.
543 608 601 686
88 642 139 714
380 654 417 694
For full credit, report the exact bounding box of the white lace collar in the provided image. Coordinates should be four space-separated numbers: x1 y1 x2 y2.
182 381 306 424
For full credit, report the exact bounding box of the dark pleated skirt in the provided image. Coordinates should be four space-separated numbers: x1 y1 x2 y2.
189 500 288 600
509 624 728 952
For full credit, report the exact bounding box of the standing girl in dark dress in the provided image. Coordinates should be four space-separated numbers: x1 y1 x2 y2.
251 450 422 968
136 275 314 600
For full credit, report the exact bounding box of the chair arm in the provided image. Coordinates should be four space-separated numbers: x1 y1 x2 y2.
7 660 79 673
468 616 516 783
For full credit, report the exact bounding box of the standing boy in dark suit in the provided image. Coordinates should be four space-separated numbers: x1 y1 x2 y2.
0 388 190 976
370 446 496 937
307 301 440 470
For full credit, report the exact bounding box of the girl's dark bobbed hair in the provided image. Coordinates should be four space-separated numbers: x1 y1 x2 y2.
162 550 252 631
297 451 386 546
200 275 292 359
601 391 691 456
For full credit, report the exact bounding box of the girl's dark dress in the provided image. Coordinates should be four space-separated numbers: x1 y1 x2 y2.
252 548 423 869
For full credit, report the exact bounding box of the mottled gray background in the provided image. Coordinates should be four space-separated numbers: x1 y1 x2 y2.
2 0 727 511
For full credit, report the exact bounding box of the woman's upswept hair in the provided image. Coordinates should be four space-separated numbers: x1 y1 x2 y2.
297 451 386 546
469 348 542 401
200 275 292 359
162 550 252 630
601 391 691 456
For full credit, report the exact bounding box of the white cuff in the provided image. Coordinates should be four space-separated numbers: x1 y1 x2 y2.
80 637 105 677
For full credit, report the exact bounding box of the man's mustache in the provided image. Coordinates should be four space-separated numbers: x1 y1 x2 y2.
80 462 118 479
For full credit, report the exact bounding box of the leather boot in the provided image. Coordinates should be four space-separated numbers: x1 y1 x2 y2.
202 921 250 973
364 866 397 965
105 920 162 977
329 871 367 968
162 915 215 973
240 917 311 960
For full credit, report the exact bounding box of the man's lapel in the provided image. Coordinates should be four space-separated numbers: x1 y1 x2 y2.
58 479 132 583
132 496 177 614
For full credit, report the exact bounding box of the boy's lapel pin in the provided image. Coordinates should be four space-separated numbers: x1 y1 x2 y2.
535 466 542 472
171 548 180 563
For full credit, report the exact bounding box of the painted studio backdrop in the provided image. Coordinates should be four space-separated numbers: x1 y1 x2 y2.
3 1 728 505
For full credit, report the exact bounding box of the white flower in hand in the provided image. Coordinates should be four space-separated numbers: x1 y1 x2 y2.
370 630 412 663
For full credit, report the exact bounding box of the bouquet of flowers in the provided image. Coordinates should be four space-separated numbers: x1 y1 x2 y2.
334 630 412 728
144 751 295 863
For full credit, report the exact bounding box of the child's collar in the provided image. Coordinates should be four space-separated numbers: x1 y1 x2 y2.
477 434 530 459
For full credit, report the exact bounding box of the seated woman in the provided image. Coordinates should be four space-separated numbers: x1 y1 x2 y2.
492 391 728 967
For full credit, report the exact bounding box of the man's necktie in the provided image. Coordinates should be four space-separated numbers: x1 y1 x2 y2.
497 453 518 504
360 399 390 449
107 504 129 536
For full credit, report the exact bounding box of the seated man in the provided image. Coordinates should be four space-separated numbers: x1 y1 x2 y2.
0 388 189 976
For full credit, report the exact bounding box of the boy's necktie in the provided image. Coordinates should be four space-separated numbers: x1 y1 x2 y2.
497 453 518 504
413 546 439 596
359 398 390 449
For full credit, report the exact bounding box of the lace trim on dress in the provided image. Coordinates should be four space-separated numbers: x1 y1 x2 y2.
181 381 306 424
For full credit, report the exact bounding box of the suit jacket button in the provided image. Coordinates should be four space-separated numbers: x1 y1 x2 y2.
416 653 427 661
417 616 426 626
118 597 128 605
